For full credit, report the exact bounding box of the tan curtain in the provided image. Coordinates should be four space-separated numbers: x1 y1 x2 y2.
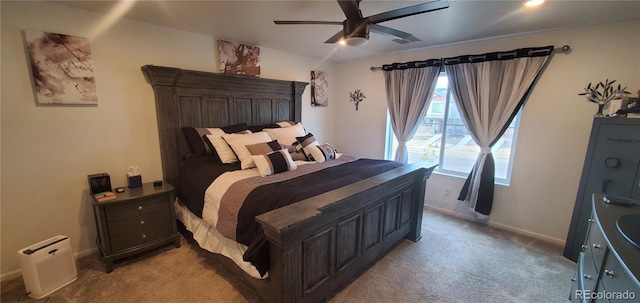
384 63 440 163
443 46 554 217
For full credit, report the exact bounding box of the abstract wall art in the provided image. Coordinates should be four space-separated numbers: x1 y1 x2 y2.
218 39 261 77
24 30 98 105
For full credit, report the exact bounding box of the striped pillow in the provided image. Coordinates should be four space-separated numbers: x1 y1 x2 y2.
296 133 319 161
246 140 282 156
251 149 297 177
308 143 337 163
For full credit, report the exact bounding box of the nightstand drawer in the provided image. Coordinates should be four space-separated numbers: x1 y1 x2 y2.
110 224 174 253
107 208 172 237
105 195 169 222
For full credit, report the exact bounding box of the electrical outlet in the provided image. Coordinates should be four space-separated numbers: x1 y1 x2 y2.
444 187 451 196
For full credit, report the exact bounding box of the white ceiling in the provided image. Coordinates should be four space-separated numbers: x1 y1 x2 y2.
54 0 640 62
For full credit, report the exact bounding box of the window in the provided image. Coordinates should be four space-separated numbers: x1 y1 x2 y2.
385 73 520 184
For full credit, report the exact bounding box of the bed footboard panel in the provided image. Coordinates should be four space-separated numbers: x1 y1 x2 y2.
257 163 435 303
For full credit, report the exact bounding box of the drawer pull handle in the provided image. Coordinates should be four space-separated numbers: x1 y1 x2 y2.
142 234 147 239
138 206 143 211
581 245 588 250
583 274 592 280
571 277 577 282
604 270 615 277
588 218 595 223
592 243 601 249
140 220 145 225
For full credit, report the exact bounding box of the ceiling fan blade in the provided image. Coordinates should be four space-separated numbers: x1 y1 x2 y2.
325 30 345 44
367 0 449 24
338 0 363 20
274 21 343 25
370 24 420 42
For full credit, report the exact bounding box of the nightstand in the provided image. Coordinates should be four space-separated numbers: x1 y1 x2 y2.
91 182 181 273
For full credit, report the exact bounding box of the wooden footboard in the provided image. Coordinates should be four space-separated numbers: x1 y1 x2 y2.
256 163 435 303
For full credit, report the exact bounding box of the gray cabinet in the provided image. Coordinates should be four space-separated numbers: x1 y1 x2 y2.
568 194 639 303
564 118 640 262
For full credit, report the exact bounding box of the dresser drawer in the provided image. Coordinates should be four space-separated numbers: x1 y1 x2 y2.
109 224 174 253
599 253 638 302
104 195 169 222
107 208 172 237
580 251 599 295
587 219 608 271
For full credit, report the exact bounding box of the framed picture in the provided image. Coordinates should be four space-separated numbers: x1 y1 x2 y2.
218 39 260 77
24 30 98 105
311 71 328 107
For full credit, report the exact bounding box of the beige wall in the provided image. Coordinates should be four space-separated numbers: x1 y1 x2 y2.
0 1 333 280
331 20 640 243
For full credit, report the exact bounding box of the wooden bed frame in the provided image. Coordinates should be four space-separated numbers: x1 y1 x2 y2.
142 65 435 303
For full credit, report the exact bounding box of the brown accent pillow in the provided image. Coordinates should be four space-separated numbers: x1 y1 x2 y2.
246 140 282 155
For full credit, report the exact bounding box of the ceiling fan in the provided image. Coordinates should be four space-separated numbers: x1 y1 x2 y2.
274 0 449 47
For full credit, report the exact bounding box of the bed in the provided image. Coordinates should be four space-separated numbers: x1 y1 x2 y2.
141 65 436 303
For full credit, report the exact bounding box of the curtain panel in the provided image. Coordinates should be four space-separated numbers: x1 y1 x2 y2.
383 60 441 163
443 45 554 217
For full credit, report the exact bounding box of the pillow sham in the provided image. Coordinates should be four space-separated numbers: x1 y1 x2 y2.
251 149 297 177
182 123 248 156
205 132 237 163
223 131 272 169
264 122 306 146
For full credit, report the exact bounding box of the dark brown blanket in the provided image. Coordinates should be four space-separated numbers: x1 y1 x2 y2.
237 158 403 276
177 155 403 276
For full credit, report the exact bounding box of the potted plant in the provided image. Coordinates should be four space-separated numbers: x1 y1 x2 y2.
579 79 630 117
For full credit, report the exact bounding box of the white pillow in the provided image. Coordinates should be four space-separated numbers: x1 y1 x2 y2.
263 122 306 146
223 131 272 169
205 128 238 163
251 149 297 177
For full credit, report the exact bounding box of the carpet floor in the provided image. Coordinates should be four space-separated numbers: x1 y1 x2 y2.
1 209 575 303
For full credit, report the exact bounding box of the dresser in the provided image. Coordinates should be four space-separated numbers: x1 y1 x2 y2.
91 182 181 272
564 118 640 262
569 194 639 302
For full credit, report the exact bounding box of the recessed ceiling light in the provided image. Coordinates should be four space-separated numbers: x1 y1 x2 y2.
524 0 544 7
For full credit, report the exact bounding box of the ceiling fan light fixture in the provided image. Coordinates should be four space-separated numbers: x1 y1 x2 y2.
345 36 369 47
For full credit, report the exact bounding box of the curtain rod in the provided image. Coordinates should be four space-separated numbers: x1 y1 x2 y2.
370 45 571 71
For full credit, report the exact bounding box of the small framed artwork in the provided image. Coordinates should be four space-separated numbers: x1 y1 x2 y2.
24 30 98 105
311 71 328 107
218 39 260 77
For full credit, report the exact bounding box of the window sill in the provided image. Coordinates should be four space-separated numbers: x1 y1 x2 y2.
433 169 511 187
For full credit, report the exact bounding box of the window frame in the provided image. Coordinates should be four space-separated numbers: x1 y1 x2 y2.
385 72 520 185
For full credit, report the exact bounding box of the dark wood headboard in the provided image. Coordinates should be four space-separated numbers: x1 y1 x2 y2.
141 65 308 186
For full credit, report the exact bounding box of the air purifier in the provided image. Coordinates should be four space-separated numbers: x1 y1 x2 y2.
17 235 78 299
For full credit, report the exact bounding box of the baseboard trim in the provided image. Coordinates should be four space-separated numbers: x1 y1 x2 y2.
1 248 99 282
424 205 566 247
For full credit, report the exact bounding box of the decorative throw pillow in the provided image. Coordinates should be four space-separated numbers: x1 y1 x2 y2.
251 149 297 177
222 131 272 169
296 133 319 161
282 143 308 161
308 143 337 163
246 140 282 156
264 122 306 146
